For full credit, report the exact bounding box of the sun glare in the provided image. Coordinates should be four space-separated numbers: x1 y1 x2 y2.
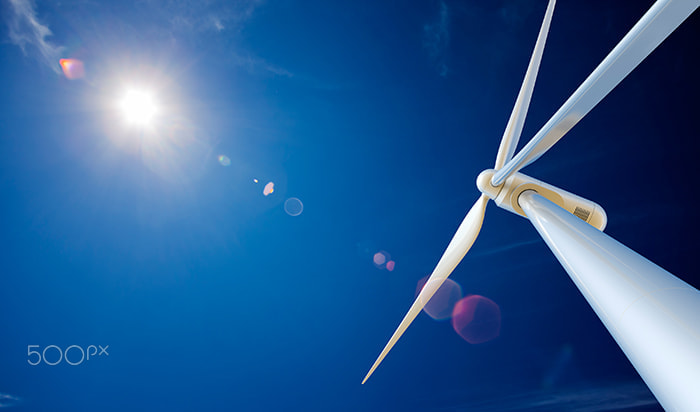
119 89 158 126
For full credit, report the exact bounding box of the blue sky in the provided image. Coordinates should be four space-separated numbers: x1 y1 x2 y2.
0 0 698 410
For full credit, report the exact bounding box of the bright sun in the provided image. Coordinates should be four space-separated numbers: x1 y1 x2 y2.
119 89 158 126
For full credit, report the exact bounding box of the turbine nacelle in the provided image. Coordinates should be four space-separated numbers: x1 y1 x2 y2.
477 169 607 231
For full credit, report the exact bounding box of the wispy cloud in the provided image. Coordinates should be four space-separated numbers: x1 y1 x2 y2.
471 238 542 259
163 0 262 33
231 52 293 78
212 16 225 32
525 384 658 412
4 0 289 78
160 0 290 77
5 0 64 73
499 0 539 28
0 393 21 408
437 381 658 412
423 1 450 77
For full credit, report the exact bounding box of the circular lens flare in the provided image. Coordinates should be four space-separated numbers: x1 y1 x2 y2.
218 155 231 166
59 58 85 79
416 277 463 320
119 89 157 126
284 197 304 216
373 251 392 269
451 295 501 344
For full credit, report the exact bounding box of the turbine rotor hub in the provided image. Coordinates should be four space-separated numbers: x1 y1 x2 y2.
476 169 503 200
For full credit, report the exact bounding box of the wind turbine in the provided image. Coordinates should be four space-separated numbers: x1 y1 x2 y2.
363 0 700 410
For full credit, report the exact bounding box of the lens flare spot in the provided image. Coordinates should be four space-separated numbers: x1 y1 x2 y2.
284 197 303 216
451 295 501 344
415 277 463 320
263 181 275 196
373 252 387 267
386 260 396 271
59 58 85 79
218 155 231 166
253 179 259 183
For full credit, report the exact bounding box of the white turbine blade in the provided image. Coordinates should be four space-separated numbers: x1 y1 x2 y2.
494 0 556 170
362 195 488 384
492 0 700 186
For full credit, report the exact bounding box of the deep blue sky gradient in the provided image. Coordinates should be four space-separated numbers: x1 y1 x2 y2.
0 1 698 410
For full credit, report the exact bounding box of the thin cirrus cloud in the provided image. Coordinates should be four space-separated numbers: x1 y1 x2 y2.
231 52 293 78
0 392 21 408
162 0 291 77
423 1 450 77
164 0 261 33
5 0 64 73
3 0 290 79
470 237 542 259
445 381 658 412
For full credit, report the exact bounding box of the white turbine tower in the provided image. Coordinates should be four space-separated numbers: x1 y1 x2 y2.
363 0 700 410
